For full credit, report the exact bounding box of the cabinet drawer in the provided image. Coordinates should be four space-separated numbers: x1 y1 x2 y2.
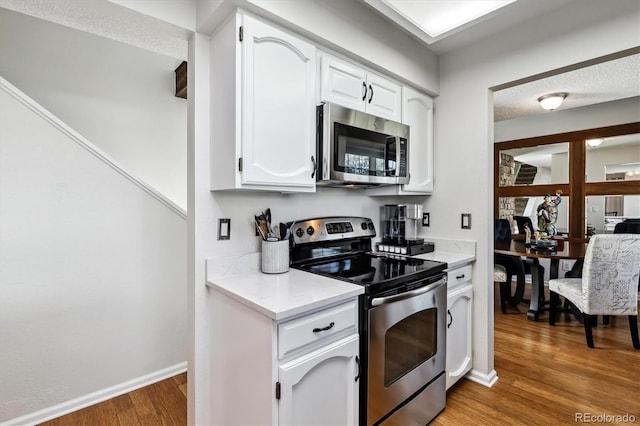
447 264 472 289
278 300 357 359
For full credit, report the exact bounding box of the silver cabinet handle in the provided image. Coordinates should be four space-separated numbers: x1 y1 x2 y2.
371 278 446 307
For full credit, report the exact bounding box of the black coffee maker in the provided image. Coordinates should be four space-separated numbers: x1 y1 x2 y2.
379 204 433 255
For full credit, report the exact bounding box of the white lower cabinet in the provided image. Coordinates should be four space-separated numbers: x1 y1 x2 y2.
278 334 359 426
210 291 359 425
445 264 473 390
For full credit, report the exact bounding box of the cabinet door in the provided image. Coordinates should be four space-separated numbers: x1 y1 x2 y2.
446 284 473 390
242 15 317 189
366 73 402 122
279 334 359 426
401 87 434 193
320 54 367 112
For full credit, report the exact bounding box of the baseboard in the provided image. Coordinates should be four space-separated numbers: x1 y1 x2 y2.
465 368 499 388
1 362 187 426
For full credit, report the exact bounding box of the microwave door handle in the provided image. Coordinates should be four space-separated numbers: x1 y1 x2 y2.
384 137 397 176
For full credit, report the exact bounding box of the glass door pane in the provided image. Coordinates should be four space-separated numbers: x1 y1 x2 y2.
384 308 436 387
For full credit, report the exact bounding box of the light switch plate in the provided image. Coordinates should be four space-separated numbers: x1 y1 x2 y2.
461 214 471 229
218 218 231 240
422 212 430 227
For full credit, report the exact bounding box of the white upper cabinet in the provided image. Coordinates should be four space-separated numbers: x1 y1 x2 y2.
366 86 434 196
401 87 434 194
210 13 317 192
320 54 401 122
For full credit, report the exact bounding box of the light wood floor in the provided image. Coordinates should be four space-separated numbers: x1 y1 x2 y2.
40 284 639 425
39 374 186 425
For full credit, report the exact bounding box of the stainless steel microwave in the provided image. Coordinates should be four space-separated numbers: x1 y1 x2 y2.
316 102 409 187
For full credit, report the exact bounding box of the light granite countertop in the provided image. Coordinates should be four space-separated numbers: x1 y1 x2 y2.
206 253 363 321
205 238 476 321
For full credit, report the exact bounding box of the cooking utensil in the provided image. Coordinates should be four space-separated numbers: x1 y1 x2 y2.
255 214 270 240
263 208 280 240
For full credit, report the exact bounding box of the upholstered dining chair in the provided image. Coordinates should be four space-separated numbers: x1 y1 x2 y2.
494 218 544 313
548 234 640 349
494 219 525 313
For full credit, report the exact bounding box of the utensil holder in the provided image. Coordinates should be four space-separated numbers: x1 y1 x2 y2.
261 240 289 274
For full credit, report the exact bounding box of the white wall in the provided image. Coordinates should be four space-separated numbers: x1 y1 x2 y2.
0 8 188 209
495 97 640 142
0 79 187 423
108 0 197 31
432 0 640 385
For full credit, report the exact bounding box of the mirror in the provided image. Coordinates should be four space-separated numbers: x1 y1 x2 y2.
605 161 640 218
586 133 640 182
499 143 569 187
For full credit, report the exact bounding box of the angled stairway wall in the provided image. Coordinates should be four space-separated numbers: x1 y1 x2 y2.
0 77 187 424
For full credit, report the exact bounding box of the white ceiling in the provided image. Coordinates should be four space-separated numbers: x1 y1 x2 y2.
493 54 640 122
362 0 578 54
361 0 640 122
0 0 190 60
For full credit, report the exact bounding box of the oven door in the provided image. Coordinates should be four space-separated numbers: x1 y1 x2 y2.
366 276 446 425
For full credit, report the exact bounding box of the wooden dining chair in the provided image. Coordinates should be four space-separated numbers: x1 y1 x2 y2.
548 234 640 349
494 264 509 314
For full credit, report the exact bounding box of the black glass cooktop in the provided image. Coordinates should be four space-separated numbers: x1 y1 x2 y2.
296 253 446 294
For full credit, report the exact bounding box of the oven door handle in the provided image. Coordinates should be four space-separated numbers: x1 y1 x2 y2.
371 278 446 307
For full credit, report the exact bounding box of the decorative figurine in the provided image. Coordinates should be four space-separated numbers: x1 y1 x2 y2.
537 190 563 237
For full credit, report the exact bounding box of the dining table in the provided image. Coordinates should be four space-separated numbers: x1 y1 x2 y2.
494 238 589 321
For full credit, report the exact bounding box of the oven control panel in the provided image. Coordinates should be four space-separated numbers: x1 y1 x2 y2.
289 217 376 244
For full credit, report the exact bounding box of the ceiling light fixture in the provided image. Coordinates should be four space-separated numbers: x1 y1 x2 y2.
537 92 568 111
586 138 604 147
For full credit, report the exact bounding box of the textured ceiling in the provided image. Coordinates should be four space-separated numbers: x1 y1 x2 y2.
2 0 638 123
0 0 189 60
364 0 639 122
493 54 640 122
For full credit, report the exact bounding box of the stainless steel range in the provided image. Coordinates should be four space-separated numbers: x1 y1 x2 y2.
289 216 447 426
